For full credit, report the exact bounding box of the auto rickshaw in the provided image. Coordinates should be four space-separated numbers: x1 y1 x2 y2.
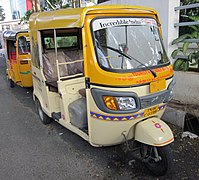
29 5 175 176
3 30 32 87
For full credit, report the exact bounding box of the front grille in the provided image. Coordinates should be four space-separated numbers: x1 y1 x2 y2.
140 90 168 109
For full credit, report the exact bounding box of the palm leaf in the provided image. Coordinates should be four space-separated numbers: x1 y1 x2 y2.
173 59 185 71
183 61 189 71
188 16 199 22
171 49 180 59
189 26 198 31
190 31 199 38
182 42 190 55
172 34 191 44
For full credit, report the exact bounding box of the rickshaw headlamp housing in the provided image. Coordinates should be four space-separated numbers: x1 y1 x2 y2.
103 96 136 111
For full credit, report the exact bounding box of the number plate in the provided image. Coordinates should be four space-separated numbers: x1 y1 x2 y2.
150 79 166 93
144 106 159 117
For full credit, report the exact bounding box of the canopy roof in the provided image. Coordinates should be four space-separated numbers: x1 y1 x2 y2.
29 5 158 30
3 30 28 41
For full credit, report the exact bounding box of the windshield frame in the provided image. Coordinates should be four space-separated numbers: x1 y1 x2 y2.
90 16 170 73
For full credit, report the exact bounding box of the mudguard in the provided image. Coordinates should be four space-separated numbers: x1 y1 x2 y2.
7 69 12 79
135 117 174 146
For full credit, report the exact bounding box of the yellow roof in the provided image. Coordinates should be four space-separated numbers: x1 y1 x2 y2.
29 5 158 30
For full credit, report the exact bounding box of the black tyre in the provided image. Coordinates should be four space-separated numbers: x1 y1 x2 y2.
8 78 14 88
141 144 173 176
35 99 52 125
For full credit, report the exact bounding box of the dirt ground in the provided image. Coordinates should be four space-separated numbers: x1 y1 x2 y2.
115 123 199 179
167 124 199 179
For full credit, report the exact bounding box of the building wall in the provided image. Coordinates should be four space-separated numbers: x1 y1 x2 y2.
0 1 12 21
174 71 199 106
10 0 26 19
26 0 32 11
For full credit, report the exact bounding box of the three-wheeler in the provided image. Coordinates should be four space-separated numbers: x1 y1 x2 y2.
3 30 32 87
29 5 175 176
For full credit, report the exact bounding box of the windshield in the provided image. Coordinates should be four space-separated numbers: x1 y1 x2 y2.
92 17 169 71
18 36 30 55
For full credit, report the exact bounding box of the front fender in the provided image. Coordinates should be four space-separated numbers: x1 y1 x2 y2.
135 117 174 146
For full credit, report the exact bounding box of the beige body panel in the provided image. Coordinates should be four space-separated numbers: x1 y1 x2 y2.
32 65 89 141
32 66 60 115
135 117 174 146
87 83 170 146
33 59 173 147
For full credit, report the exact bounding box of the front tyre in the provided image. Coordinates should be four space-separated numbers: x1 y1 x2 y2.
35 99 52 125
141 144 173 176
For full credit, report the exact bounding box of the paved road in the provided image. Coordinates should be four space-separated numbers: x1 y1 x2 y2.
1 57 198 180
0 58 148 180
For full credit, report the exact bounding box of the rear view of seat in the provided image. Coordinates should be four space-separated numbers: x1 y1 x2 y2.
43 51 68 82
63 49 83 75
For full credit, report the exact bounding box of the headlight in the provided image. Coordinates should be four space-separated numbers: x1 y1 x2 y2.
116 97 136 110
103 96 136 111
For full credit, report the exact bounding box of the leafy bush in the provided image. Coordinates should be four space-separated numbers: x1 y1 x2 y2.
172 0 199 71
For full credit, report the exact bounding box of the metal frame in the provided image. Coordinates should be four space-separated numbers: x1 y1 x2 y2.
174 3 199 50
56 59 84 81
174 3 199 28
175 3 199 11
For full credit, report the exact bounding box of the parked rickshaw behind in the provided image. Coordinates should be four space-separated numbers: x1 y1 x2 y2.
3 30 32 88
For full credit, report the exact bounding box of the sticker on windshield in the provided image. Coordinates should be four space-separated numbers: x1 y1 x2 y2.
93 18 157 31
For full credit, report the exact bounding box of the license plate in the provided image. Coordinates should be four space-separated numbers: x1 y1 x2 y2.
150 79 166 93
144 106 159 117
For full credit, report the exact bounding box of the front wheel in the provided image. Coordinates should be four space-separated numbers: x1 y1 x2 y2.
141 144 173 176
35 99 52 125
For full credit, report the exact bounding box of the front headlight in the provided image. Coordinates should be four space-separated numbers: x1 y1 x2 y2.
103 96 137 111
116 97 136 110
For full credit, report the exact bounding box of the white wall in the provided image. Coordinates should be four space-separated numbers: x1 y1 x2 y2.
101 0 180 59
174 72 199 105
0 0 12 21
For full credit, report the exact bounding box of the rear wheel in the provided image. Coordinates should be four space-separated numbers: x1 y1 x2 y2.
35 99 52 125
141 144 173 176
8 77 14 88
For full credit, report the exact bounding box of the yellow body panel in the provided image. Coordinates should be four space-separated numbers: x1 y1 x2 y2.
83 13 170 86
29 5 159 30
5 31 32 87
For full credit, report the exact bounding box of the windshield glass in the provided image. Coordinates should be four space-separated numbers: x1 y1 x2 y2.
18 36 30 55
92 17 169 71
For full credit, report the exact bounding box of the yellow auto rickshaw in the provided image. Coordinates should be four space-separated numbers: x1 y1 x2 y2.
3 30 32 87
29 5 175 176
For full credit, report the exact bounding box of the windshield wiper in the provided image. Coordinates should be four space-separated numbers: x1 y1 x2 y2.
101 45 157 78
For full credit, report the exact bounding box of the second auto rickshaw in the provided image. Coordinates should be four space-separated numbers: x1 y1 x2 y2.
3 30 32 87
29 5 175 176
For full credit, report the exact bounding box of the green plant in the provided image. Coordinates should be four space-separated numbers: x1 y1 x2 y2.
172 15 199 71
20 10 33 24
0 5 5 21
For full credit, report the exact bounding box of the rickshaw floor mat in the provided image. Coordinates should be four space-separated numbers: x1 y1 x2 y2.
46 81 58 92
